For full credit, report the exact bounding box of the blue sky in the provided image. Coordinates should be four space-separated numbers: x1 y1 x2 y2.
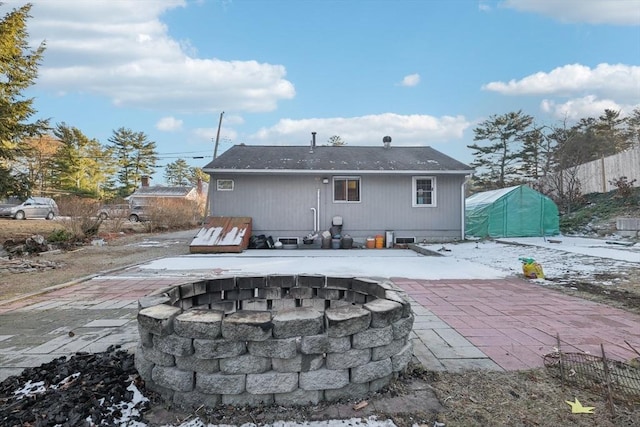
4 0 640 183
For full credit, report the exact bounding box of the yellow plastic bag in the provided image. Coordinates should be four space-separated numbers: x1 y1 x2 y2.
520 258 544 279
521 260 544 279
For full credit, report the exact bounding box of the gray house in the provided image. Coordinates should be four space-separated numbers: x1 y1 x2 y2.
202 140 473 245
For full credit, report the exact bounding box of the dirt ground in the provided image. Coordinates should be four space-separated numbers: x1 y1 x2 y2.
0 218 194 301
1 218 638 426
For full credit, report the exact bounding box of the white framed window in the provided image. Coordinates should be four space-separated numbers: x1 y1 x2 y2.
333 176 361 203
412 176 436 207
216 179 234 191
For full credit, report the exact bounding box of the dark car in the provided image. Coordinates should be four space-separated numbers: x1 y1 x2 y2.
127 205 151 222
97 204 129 219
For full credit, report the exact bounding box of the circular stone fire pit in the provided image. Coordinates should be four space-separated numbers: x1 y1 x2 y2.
135 275 414 409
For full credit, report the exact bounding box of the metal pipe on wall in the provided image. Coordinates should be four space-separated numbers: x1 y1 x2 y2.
317 188 321 232
310 208 317 232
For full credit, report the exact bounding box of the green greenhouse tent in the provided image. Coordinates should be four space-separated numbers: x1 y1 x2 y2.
465 185 559 238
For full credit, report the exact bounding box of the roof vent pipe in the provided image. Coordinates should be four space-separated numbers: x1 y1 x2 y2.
383 135 392 149
312 132 317 148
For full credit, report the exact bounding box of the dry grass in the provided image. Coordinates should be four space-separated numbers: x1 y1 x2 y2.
429 368 640 427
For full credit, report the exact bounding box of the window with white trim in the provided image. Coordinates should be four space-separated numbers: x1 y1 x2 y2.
216 179 234 191
333 176 361 202
413 176 436 207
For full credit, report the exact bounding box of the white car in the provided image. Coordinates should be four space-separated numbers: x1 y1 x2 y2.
0 197 60 220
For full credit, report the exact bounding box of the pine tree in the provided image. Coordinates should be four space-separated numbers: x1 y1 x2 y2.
467 110 533 189
108 127 158 196
519 125 557 182
595 109 628 154
164 159 191 186
51 123 114 197
622 107 640 149
0 3 48 197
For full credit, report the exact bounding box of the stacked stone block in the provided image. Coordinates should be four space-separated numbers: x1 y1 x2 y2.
135 275 414 409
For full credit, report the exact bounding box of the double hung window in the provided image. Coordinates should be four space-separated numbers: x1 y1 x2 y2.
413 176 436 207
333 177 360 202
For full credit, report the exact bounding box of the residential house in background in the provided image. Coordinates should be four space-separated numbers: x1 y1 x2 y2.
127 176 206 206
202 136 474 245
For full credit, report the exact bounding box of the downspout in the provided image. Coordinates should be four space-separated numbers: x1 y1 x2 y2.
310 208 317 232
461 175 471 240
317 188 321 232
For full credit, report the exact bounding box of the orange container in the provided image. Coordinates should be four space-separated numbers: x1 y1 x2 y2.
366 237 375 249
375 234 384 249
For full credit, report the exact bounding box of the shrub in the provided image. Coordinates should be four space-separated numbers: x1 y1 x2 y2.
608 176 637 203
56 196 103 239
141 198 203 232
47 228 74 243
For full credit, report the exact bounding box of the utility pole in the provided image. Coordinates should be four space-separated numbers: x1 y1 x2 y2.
213 111 224 159
203 111 224 225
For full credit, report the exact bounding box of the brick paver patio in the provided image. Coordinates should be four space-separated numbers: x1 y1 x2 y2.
2 274 639 379
394 277 640 370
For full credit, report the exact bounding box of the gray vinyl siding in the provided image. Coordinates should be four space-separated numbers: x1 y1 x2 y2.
209 173 466 243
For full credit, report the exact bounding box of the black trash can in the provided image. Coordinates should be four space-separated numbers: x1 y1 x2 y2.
341 235 353 249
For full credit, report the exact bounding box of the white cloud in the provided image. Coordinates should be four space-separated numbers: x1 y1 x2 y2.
540 96 639 120
249 113 471 146
478 1 492 12
156 116 183 131
501 0 640 25
17 0 295 113
482 63 640 102
400 74 421 87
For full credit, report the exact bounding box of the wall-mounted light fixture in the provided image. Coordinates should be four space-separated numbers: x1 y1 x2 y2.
322 178 329 184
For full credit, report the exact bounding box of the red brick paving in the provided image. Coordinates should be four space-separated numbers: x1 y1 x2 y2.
394 277 640 370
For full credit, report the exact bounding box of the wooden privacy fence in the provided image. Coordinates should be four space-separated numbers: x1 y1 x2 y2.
540 146 640 195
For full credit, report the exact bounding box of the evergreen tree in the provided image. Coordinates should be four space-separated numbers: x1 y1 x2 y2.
108 127 158 196
467 110 533 189
594 109 628 154
622 107 640 149
0 3 48 197
520 126 556 181
189 167 209 186
165 160 210 187
164 159 191 185
51 123 114 197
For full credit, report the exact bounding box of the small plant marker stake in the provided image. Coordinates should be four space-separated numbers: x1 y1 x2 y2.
600 343 616 416
625 340 640 358
557 333 564 388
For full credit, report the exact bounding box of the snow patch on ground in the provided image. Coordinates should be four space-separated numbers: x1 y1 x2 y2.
421 236 638 285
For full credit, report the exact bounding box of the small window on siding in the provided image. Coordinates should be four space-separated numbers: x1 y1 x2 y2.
217 179 234 191
333 177 360 202
413 176 436 207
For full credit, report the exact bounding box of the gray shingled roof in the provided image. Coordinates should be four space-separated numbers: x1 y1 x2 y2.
203 145 472 173
130 186 195 197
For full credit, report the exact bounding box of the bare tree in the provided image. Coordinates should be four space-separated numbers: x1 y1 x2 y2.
327 135 346 146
